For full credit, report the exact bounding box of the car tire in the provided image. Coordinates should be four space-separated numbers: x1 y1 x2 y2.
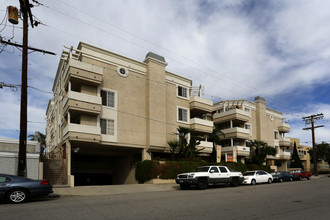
7 189 28 204
268 178 272 184
299 176 302 181
180 184 189 190
307 175 311 180
197 178 208 190
251 179 256 185
290 177 293 182
279 178 283 183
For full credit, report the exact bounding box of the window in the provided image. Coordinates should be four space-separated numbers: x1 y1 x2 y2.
101 90 115 108
100 119 115 135
178 108 188 122
245 124 251 130
219 167 228 173
210 167 219 173
274 131 279 139
178 86 187 98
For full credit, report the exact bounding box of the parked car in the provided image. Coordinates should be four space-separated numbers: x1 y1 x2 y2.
176 166 244 190
0 174 53 204
271 171 294 182
243 170 273 185
289 169 312 180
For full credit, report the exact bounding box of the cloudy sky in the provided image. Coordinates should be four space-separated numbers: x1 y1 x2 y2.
0 0 329 145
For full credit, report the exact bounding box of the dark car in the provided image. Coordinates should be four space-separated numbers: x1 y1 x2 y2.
271 171 294 183
0 174 53 203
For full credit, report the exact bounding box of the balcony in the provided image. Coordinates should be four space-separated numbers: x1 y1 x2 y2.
197 141 213 154
279 137 291 147
222 146 250 157
221 127 250 139
64 58 103 86
63 91 102 115
189 96 213 113
189 118 213 133
276 151 291 160
63 123 101 142
213 109 250 124
278 123 290 133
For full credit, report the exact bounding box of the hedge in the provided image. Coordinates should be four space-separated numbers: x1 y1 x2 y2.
135 160 272 183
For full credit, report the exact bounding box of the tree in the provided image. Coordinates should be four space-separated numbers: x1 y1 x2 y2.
209 124 224 162
309 142 330 164
249 140 276 165
290 142 304 169
167 140 180 160
28 132 46 161
175 126 201 160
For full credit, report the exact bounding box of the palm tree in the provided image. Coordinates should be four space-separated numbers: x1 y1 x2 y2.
28 132 46 161
209 124 225 162
175 126 201 160
249 140 276 165
168 140 180 160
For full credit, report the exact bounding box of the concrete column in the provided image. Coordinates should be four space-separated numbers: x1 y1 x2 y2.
142 148 151 160
230 120 233 128
65 140 74 187
231 138 234 147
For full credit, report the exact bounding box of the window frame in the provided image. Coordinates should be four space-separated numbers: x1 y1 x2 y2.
177 106 189 123
101 90 116 108
100 118 115 136
177 86 188 99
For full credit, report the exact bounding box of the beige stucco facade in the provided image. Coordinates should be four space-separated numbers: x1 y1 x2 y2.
213 97 291 171
46 42 213 186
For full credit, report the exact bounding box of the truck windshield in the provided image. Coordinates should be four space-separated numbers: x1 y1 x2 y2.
194 167 210 172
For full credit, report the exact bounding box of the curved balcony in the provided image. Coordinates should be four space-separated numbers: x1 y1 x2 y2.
213 109 250 124
278 123 290 133
221 127 250 139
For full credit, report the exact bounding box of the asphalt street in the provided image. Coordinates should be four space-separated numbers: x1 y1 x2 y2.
1 177 329 220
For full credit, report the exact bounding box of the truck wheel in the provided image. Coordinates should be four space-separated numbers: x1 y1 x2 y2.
299 176 302 181
180 184 189 190
197 178 208 190
307 175 311 180
251 179 256 185
268 178 272 184
230 178 239 187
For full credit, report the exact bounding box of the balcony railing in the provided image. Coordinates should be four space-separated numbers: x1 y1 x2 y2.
276 151 291 160
197 141 213 154
221 146 250 156
64 91 101 105
278 123 290 133
63 91 102 115
221 127 250 139
189 96 213 113
279 137 291 147
213 109 250 123
189 118 213 133
63 123 101 136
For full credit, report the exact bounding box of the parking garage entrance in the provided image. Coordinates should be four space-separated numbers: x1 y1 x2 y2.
70 141 142 186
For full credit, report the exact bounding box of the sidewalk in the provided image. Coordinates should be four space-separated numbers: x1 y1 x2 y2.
53 183 179 197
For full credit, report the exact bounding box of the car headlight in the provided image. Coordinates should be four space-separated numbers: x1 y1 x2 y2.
188 174 195 178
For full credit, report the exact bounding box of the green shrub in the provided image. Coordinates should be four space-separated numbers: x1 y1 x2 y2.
135 160 158 183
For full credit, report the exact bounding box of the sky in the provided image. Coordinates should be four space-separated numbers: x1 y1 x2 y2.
0 0 329 146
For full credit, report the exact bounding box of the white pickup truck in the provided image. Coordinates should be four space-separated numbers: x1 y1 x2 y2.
175 165 244 190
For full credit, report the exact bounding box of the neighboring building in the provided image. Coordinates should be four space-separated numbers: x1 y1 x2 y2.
213 96 291 171
46 42 213 186
289 138 312 172
0 138 41 179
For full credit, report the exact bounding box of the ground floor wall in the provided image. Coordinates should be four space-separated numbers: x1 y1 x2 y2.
0 151 40 179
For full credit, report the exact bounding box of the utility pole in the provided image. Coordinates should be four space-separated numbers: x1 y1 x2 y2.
17 0 34 177
302 113 324 176
2 1 55 177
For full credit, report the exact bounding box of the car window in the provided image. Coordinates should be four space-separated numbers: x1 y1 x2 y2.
258 171 267 175
0 176 10 183
219 167 228 173
210 167 219 173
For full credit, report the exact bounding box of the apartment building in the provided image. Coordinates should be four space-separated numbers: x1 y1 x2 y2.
46 42 213 186
213 96 291 171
